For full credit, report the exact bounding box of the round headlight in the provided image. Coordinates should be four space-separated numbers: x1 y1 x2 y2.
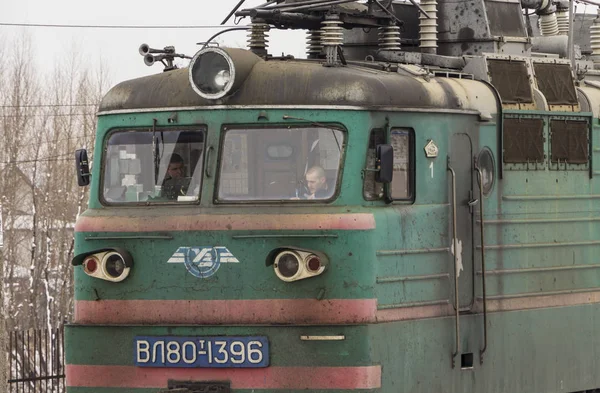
103 252 127 280
189 48 235 100
214 69 232 89
274 251 301 280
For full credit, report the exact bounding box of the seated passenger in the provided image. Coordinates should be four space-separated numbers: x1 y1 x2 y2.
303 165 332 199
161 153 190 200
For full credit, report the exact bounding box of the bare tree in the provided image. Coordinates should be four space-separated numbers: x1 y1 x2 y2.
1 34 40 330
1 33 111 391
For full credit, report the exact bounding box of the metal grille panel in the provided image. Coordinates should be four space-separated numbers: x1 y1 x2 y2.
488 60 533 104
550 120 588 163
503 118 544 163
485 2 527 37
533 63 578 105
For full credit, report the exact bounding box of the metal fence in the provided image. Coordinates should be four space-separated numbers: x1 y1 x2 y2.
7 327 65 393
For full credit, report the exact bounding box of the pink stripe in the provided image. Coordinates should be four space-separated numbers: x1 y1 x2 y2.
376 291 600 322
475 290 600 313
75 213 375 233
75 299 378 325
66 365 382 389
376 303 454 322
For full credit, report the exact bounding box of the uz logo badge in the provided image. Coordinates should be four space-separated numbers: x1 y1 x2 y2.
167 247 240 278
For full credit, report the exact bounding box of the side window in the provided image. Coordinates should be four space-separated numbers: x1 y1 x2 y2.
390 129 413 200
363 129 385 200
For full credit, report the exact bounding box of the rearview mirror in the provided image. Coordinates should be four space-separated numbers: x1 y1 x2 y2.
75 149 91 187
375 144 393 183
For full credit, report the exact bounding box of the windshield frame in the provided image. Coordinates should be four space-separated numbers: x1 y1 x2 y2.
214 123 347 204
99 126 207 207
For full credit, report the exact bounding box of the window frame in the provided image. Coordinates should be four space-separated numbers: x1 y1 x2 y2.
99 126 207 207
214 123 347 204
387 127 416 203
362 128 386 201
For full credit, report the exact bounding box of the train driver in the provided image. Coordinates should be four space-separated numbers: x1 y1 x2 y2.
304 165 331 199
165 153 184 180
161 153 189 200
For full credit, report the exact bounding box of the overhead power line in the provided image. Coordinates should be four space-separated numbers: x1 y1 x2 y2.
0 22 245 29
1 158 73 164
13 135 92 148
0 113 95 118
0 104 98 108
1 153 74 165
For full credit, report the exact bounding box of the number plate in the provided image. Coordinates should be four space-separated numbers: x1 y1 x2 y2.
134 336 269 368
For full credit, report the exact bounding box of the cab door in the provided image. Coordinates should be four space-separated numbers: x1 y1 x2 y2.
448 132 476 310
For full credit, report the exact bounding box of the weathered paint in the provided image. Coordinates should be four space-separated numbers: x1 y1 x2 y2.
75 290 600 326
75 213 376 233
68 49 600 393
66 365 382 390
74 299 378 325
99 60 497 113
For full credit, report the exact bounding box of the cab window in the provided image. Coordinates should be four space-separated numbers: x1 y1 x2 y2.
102 128 205 204
363 128 385 200
390 128 413 200
217 126 344 202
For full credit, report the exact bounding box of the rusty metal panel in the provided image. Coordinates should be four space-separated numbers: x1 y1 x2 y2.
533 63 578 106
550 120 589 164
487 60 533 104
503 118 544 163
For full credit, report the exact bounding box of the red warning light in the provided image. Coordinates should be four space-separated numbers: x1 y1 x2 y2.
307 256 321 272
84 257 98 274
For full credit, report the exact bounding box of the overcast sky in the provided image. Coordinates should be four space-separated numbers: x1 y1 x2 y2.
1 0 306 86
2 1 598 88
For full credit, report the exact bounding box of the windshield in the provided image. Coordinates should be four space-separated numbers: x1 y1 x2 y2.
102 128 205 204
218 126 345 201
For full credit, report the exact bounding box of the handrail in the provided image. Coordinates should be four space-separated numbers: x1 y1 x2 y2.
447 158 460 368
475 167 488 365
205 146 214 178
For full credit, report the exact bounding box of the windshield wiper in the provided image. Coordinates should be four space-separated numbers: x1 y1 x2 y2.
282 115 343 152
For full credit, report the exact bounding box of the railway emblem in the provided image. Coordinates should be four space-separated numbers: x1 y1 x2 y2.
167 247 240 278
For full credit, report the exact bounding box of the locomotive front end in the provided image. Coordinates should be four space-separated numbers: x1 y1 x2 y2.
65 42 393 392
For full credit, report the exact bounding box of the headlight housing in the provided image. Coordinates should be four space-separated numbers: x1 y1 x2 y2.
273 249 327 282
188 47 261 100
75 248 133 283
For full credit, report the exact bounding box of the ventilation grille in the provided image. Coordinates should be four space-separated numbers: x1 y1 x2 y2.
533 63 578 106
485 1 527 37
550 120 588 163
503 118 544 163
488 60 533 104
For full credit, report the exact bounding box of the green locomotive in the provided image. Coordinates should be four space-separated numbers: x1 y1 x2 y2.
67 1 600 392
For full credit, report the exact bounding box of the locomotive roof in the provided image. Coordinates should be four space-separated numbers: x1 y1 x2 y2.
99 58 495 115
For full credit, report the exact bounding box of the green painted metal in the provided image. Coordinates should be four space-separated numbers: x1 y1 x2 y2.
65 303 600 392
66 325 373 367
68 63 600 393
